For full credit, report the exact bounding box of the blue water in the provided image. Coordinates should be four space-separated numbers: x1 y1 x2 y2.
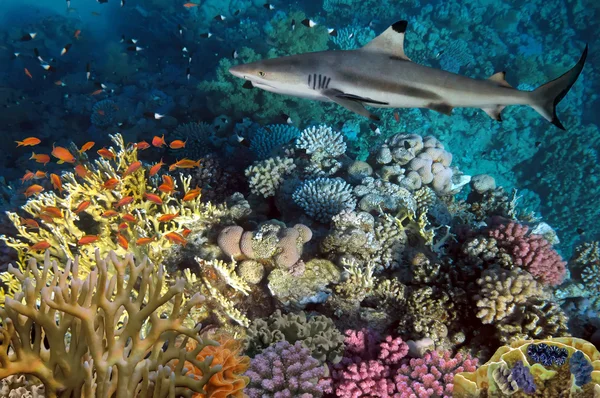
0 0 598 393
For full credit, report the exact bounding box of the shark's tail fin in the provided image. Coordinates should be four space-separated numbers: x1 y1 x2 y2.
529 44 588 130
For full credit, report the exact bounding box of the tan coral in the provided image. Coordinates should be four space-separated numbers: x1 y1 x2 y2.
0 249 221 398
474 267 547 324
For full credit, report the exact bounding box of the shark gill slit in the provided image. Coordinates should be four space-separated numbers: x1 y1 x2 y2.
308 74 311 87
318 74 322 89
313 73 317 89
325 77 331 89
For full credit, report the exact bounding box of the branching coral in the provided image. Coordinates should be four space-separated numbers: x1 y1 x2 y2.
169 122 217 158
91 99 118 128
245 156 296 198
249 124 300 160
0 249 221 397
293 177 356 223
1 133 226 302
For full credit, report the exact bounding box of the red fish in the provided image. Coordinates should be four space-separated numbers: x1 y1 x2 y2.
158 212 179 222
182 187 201 201
16 137 41 147
102 178 120 190
144 193 163 205
74 164 88 178
24 184 44 197
30 152 51 165
116 233 128 250
136 237 154 245
164 231 187 246
135 141 151 150
51 145 76 163
50 173 63 192
115 196 134 207
149 159 165 176
123 161 142 176
21 170 35 183
78 235 99 245
152 135 166 147
24 68 32 79
74 200 91 214
122 213 137 222
80 141 95 152
169 139 186 149
102 210 119 218
28 241 51 251
97 148 115 159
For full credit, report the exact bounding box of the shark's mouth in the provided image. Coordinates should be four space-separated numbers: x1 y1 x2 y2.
244 76 276 90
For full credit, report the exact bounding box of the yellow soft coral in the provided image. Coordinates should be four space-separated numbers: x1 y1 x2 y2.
0 249 222 398
0 133 226 302
186 335 250 398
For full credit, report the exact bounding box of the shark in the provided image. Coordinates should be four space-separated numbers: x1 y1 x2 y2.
229 20 588 130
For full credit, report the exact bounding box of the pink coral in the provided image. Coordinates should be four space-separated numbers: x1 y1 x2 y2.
394 351 478 398
488 221 566 286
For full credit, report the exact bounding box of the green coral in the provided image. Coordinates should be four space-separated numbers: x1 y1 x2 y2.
265 11 330 56
245 310 345 364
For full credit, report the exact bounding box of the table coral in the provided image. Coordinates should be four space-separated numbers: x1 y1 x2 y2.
0 249 221 397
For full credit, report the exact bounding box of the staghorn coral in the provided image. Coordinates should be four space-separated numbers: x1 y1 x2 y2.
474 267 547 324
185 335 250 398
293 177 356 223
0 133 227 302
245 340 328 398
0 249 221 397
454 337 600 397
245 310 345 364
245 156 296 198
0 375 45 397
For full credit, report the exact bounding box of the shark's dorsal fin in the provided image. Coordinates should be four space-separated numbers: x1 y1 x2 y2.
361 20 411 61
488 71 512 88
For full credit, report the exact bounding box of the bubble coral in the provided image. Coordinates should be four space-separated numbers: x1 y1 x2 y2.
186 335 250 398
245 340 328 398
488 221 567 286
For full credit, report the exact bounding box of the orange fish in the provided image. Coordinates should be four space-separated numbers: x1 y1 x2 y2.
21 218 40 229
116 233 128 250
97 148 115 159
169 139 186 149
39 214 54 224
164 231 187 246
51 145 75 163
16 137 41 147
115 196 134 207
135 237 154 245
183 2 199 8
158 175 175 194
41 206 63 218
118 222 128 230
28 241 51 251
24 184 44 197
21 170 34 183
102 210 119 218
182 187 201 201
80 141 95 152
123 161 142 176
90 89 104 96
74 29 81 39
97 109 105 116
144 193 163 205
161 175 174 187
55 80 66 87
50 173 63 192
152 135 166 147
158 212 179 222
169 158 201 171
74 200 91 214
102 178 120 190
30 153 50 165
122 213 137 222
33 171 47 179
182 228 192 238
24 68 32 79
149 159 165 176
78 235 99 245
74 164 88 178
135 141 151 150
394 111 400 123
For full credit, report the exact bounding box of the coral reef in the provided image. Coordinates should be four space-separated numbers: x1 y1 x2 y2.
0 250 221 397
293 177 356 223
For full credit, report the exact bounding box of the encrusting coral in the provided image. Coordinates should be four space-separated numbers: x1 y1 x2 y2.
0 249 221 397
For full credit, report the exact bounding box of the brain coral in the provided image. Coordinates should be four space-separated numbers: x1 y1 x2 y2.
292 177 356 223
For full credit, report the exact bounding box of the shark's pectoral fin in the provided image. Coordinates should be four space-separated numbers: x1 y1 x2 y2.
481 105 506 121
242 80 254 89
361 20 412 61
427 102 454 116
488 71 512 88
323 89 381 121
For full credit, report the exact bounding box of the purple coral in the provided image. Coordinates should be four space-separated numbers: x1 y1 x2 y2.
488 221 566 286
245 340 328 398
394 351 478 397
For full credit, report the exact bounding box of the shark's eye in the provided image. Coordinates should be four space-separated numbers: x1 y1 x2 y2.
258 71 265 77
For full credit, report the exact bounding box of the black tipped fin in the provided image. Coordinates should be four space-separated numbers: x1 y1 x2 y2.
242 80 254 89
361 20 411 61
428 103 454 116
323 89 381 120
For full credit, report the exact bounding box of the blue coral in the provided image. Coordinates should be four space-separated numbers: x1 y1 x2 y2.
91 99 118 128
249 124 300 160
510 360 536 394
170 122 216 158
569 351 593 387
292 177 356 223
